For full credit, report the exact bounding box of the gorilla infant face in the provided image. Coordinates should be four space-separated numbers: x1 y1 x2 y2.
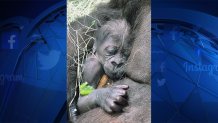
95 19 131 79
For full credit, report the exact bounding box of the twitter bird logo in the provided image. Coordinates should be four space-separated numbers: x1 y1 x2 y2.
157 78 166 87
38 50 61 70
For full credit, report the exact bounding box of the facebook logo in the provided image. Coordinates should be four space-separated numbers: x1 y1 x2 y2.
1 31 19 50
8 35 16 49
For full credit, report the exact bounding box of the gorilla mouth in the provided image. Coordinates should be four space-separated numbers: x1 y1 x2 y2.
104 64 126 80
106 69 125 80
113 72 125 80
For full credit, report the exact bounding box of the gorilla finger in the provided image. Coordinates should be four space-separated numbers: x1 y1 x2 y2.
114 85 129 90
103 104 113 113
107 99 123 112
114 89 128 99
112 89 127 96
110 103 123 112
114 96 128 106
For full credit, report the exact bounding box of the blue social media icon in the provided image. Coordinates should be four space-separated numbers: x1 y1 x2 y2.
38 50 61 70
1 31 19 50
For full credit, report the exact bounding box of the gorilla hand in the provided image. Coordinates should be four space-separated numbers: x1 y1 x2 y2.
94 85 129 113
77 85 129 114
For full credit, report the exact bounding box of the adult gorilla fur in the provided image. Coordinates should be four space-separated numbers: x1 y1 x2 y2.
68 0 151 122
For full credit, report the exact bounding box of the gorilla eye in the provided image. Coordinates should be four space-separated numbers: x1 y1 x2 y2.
122 50 130 57
105 47 118 56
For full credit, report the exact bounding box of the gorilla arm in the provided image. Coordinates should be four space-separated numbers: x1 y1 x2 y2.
82 55 104 88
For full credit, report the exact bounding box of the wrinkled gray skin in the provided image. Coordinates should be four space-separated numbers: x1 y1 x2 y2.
79 19 131 114
94 19 131 80
69 0 151 122
82 19 131 88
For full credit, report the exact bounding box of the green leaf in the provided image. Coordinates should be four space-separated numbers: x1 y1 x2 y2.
80 82 94 96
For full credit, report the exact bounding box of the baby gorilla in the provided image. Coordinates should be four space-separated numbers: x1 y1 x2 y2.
78 19 131 114
83 19 131 87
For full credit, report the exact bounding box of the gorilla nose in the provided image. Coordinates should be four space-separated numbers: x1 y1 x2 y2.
111 61 124 68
